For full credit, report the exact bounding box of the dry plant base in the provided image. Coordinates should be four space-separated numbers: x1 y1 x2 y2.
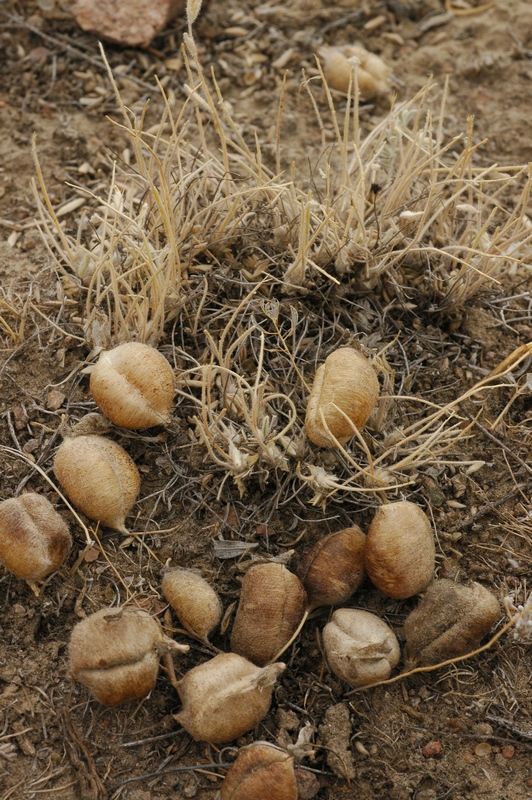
29 45 532 507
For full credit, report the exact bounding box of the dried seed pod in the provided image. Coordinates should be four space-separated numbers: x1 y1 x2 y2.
175 652 286 744
230 563 308 666
305 347 379 448
404 579 500 667
53 433 140 533
69 606 189 705
0 493 71 581
296 526 366 611
323 608 400 687
221 742 297 800
319 45 390 99
89 341 175 429
365 501 435 599
162 567 222 642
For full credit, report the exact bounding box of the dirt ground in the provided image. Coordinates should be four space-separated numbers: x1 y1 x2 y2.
0 1 531 798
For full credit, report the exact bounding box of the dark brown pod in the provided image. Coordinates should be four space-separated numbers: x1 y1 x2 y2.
230 563 308 666
404 579 501 667
297 526 366 611
69 606 188 705
221 742 297 800
365 500 435 599
0 493 71 582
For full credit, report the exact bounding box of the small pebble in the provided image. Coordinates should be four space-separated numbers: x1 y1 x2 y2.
422 740 441 758
295 768 320 800
46 389 66 410
501 745 515 759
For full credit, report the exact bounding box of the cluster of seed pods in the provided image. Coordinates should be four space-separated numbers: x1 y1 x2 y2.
0 342 501 797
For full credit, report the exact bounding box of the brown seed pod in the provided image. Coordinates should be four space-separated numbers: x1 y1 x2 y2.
53 434 140 533
175 653 286 744
0 493 71 582
319 45 390 99
220 742 297 800
69 606 189 706
305 347 379 448
404 579 501 667
162 567 222 642
230 563 308 666
365 500 435 599
296 526 366 611
323 608 400 687
90 342 175 429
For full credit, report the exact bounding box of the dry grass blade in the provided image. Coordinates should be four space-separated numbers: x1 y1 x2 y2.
186 0 203 29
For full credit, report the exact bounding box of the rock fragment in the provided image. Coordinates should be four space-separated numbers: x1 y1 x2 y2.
318 703 356 779
71 0 186 48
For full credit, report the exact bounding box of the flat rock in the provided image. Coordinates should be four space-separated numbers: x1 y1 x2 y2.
72 0 186 48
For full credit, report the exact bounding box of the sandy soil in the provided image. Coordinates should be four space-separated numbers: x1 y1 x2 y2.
0 1 531 799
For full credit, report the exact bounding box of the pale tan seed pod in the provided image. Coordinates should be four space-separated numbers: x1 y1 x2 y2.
365 501 435 599
230 563 308 666
162 567 222 642
305 347 379 448
404 579 501 667
296 526 366 611
221 742 297 800
69 606 189 706
319 45 390 99
323 608 400 687
90 342 175 429
175 652 286 744
54 434 140 534
0 494 71 582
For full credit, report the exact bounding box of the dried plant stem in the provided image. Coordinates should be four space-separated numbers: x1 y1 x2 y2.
271 609 310 664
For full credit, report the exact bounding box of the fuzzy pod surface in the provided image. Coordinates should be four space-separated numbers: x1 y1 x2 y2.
230 563 307 666
365 500 435 599
69 606 186 705
220 742 297 800
90 342 175 429
404 579 501 666
0 493 71 581
320 45 390 98
162 567 222 642
54 434 140 533
305 347 379 448
297 525 366 610
323 608 400 687
175 653 286 744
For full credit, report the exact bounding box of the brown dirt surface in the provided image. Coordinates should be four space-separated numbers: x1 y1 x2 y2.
1 1 531 799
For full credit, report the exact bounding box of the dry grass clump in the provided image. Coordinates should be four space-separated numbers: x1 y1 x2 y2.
30 40 532 505
32 48 532 345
